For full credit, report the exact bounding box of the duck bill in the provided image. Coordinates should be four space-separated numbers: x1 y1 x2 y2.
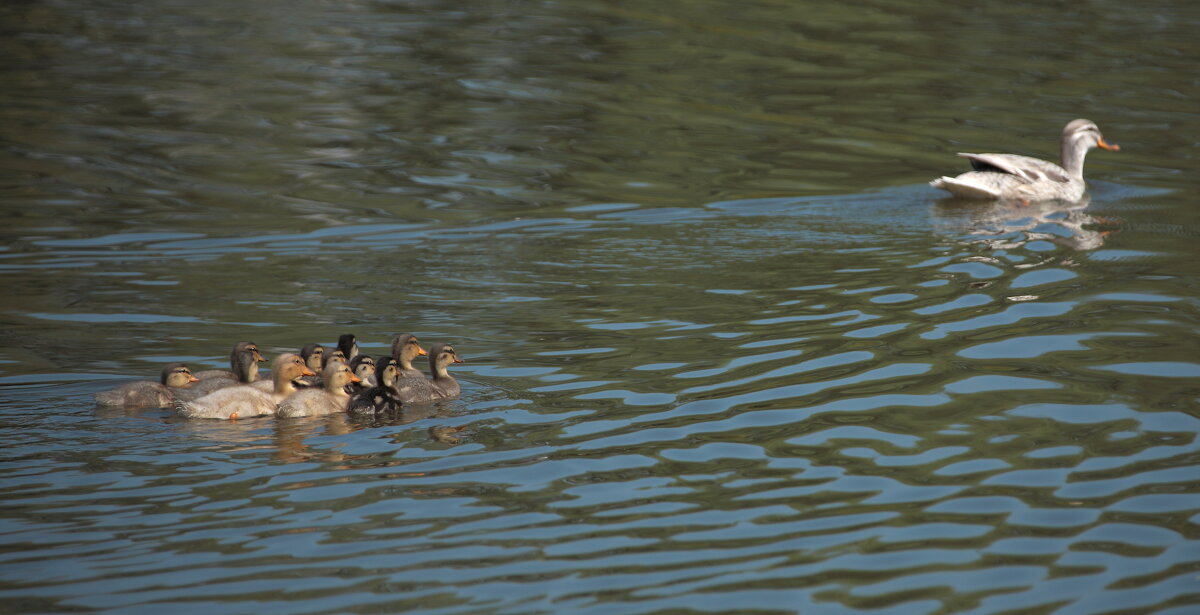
417 347 428 356
188 375 200 383
302 367 316 377
254 351 267 362
453 356 465 364
1097 137 1120 151
350 374 362 383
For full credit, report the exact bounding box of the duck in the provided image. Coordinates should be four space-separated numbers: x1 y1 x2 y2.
394 342 464 404
299 343 325 372
173 344 266 401
175 353 313 420
348 356 403 414
348 354 377 390
390 333 428 378
95 363 200 409
930 119 1119 202
276 361 361 418
194 343 267 381
337 333 360 360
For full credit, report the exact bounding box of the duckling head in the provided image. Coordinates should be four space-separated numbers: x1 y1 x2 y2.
300 343 325 371
161 363 200 388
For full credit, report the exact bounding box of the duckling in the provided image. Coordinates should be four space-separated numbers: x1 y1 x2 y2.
95 363 199 409
173 345 264 401
193 342 266 381
348 354 376 390
390 333 428 378
276 361 361 418
337 333 360 360
175 353 313 420
323 348 347 368
299 343 325 372
395 343 464 404
348 356 402 414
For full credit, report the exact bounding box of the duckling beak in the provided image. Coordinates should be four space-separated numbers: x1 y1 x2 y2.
301 367 316 377
417 347 428 356
452 355 465 364
254 351 267 362
188 375 200 383
350 374 362 383
1097 137 1120 151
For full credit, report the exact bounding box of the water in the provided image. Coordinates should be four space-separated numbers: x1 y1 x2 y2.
2 0 1199 613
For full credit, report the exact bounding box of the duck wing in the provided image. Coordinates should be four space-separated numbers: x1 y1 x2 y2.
958 153 1071 183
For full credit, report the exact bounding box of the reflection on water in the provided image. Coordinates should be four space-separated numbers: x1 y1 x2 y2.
936 195 1125 252
2 0 1200 612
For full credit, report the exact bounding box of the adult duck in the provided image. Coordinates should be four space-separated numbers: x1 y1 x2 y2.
95 363 199 409
930 119 1119 202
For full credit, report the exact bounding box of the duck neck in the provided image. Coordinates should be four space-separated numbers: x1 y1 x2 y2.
274 376 297 396
1061 137 1088 180
237 354 260 383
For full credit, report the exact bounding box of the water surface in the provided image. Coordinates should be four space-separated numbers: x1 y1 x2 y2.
2 0 1199 613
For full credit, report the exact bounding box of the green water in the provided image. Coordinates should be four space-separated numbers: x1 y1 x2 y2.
1 0 1198 613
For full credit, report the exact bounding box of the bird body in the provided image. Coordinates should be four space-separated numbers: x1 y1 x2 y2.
930 119 1119 201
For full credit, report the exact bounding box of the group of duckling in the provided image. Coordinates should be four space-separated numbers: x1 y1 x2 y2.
95 334 465 420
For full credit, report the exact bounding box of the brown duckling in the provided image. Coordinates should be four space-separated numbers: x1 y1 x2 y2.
394 343 464 404
193 341 266 381
276 361 361 418
95 363 199 409
175 353 313 420
348 356 402 414
174 345 265 401
299 343 325 372
390 333 428 378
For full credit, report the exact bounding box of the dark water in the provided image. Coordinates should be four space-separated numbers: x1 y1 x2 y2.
2 0 1199 612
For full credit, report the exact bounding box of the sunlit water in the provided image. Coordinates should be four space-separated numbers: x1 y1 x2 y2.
2 0 1199 613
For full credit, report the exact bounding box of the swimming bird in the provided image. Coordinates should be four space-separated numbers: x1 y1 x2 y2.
175 353 313 420
193 341 266 381
299 343 325 372
930 119 1119 202
276 361 361 418
394 342 464 404
348 356 403 414
337 333 360 360
174 344 266 401
390 333 428 379
95 363 199 409
348 354 376 390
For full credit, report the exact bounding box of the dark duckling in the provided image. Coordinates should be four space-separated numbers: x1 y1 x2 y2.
348 356 402 414
337 333 360 361
348 354 376 392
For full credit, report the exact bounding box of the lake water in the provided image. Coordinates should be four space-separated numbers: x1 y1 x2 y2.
2 0 1199 613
